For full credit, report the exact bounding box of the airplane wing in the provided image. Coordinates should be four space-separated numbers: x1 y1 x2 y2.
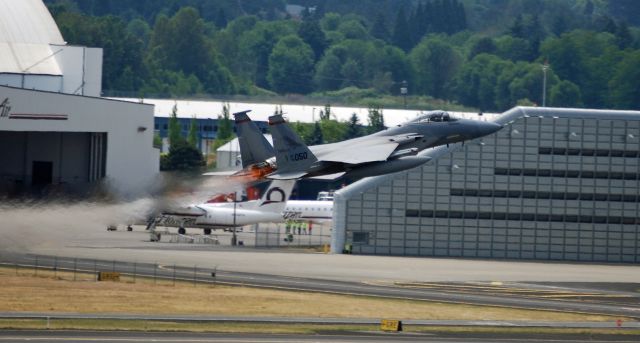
310 134 421 164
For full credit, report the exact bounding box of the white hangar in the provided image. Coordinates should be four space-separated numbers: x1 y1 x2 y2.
0 0 158 196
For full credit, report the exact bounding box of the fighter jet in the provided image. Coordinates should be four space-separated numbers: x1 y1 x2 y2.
227 110 502 180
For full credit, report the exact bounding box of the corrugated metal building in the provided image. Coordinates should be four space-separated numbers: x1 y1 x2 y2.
332 107 640 263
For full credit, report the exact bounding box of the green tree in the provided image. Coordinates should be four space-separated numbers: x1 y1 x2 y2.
340 58 364 88
508 14 525 39
409 36 461 99
127 18 151 48
298 19 327 60
391 8 412 51
337 20 369 40
344 113 362 139
370 12 389 41
494 35 531 62
367 106 385 134
188 116 198 148
153 132 162 148
147 7 236 95
320 12 341 31
234 20 296 89
267 35 315 94
309 122 324 145
215 8 228 29
168 104 183 146
291 122 314 144
540 30 619 108
149 8 209 75
163 140 205 171
549 80 583 108
469 37 497 58
615 22 633 49
54 12 145 92
212 104 234 150
320 119 348 143
451 54 512 111
608 51 640 109
314 53 343 90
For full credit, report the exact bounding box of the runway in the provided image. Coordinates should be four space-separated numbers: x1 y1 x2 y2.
1 330 639 343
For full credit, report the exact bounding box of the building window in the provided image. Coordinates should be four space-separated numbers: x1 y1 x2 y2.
352 232 370 244
539 147 639 158
406 209 419 217
406 210 639 225
454 187 640 203
495 168 640 180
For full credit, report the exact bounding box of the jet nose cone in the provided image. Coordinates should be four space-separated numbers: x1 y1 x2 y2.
477 121 503 137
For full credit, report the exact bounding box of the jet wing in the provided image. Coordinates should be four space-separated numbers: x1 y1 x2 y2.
310 134 421 164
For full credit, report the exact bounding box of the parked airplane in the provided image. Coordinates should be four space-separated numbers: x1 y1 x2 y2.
156 179 296 236
219 110 502 181
283 199 332 223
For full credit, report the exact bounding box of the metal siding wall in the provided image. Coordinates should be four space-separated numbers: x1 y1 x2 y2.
345 115 639 263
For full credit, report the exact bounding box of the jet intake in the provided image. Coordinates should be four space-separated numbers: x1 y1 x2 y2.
389 147 419 158
388 134 424 144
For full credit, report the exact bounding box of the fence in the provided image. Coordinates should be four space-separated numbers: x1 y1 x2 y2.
254 222 332 248
1 254 218 287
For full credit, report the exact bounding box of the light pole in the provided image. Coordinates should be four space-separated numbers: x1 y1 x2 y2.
400 80 408 108
231 197 237 246
541 61 549 107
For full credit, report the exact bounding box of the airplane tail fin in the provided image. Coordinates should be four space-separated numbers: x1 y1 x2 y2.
234 110 275 167
250 179 296 212
268 115 318 179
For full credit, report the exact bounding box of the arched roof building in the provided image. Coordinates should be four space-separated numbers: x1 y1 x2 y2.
0 0 101 96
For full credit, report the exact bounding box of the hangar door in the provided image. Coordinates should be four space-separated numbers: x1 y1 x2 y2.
0 131 106 192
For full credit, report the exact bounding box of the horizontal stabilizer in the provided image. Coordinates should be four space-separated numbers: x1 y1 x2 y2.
308 172 346 180
202 170 237 176
267 171 309 180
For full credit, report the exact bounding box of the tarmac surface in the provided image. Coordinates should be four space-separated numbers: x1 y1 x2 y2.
6 227 640 285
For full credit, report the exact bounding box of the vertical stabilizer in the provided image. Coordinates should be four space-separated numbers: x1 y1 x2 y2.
250 179 296 212
268 115 318 179
234 110 275 167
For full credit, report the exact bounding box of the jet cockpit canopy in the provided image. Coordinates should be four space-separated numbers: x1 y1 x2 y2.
413 111 458 123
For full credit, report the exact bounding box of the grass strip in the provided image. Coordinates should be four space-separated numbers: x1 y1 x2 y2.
0 267 627 323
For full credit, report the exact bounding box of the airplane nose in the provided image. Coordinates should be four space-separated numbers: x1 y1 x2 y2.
476 121 503 137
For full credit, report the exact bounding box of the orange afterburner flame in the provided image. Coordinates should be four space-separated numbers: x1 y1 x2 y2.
204 162 275 203
228 162 275 183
